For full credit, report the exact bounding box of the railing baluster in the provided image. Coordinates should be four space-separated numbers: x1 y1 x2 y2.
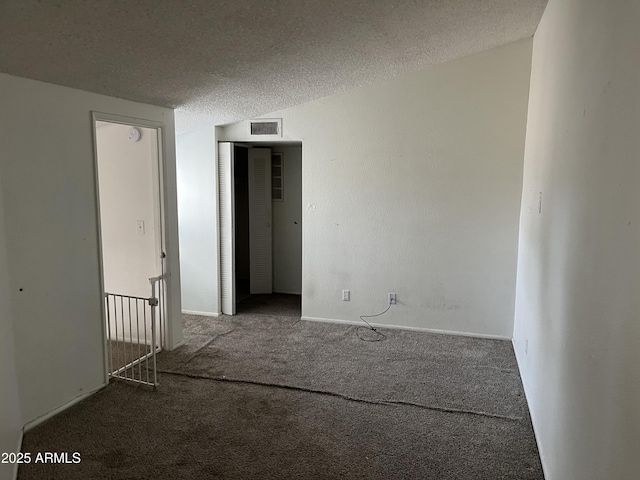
128 297 133 379
136 298 142 381
120 296 127 380
150 279 158 389
113 295 119 378
144 300 149 384
106 295 113 376
160 280 165 348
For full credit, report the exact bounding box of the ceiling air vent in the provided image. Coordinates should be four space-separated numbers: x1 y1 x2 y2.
249 118 282 137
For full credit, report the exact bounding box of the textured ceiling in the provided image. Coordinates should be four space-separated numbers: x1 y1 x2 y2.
0 1 547 133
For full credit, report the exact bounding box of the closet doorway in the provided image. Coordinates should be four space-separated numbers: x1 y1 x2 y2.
219 142 302 314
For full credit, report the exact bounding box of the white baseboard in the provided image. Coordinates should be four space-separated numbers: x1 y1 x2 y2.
273 290 302 295
299 316 510 340
182 310 221 317
23 384 105 433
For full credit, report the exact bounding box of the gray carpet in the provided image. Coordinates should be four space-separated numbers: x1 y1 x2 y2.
19 294 544 479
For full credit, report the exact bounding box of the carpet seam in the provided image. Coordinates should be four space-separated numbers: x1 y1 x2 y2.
180 330 235 365
464 365 517 374
157 369 523 422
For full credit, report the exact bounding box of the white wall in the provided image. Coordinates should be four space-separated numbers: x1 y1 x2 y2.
0 187 22 480
513 1 640 479
97 123 161 297
0 72 183 426
176 127 220 316
222 39 532 338
272 145 302 294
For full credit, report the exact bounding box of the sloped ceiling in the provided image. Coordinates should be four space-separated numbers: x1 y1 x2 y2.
0 0 547 133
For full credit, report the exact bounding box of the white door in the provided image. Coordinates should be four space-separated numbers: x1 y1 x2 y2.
248 148 273 294
218 142 236 314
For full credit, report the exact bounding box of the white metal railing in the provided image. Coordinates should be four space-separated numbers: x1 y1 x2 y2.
105 276 164 388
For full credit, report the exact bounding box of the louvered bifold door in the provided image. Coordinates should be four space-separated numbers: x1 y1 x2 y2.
218 142 236 314
248 148 273 294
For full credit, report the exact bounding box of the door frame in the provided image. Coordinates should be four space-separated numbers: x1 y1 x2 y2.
218 141 305 314
91 111 170 384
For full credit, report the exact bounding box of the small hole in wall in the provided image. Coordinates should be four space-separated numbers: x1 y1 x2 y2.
19 288 23 292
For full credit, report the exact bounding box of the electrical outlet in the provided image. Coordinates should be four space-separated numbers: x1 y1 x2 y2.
342 290 350 301
389 293 396 305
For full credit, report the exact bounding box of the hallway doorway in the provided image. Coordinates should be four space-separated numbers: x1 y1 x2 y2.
93 116 168 386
